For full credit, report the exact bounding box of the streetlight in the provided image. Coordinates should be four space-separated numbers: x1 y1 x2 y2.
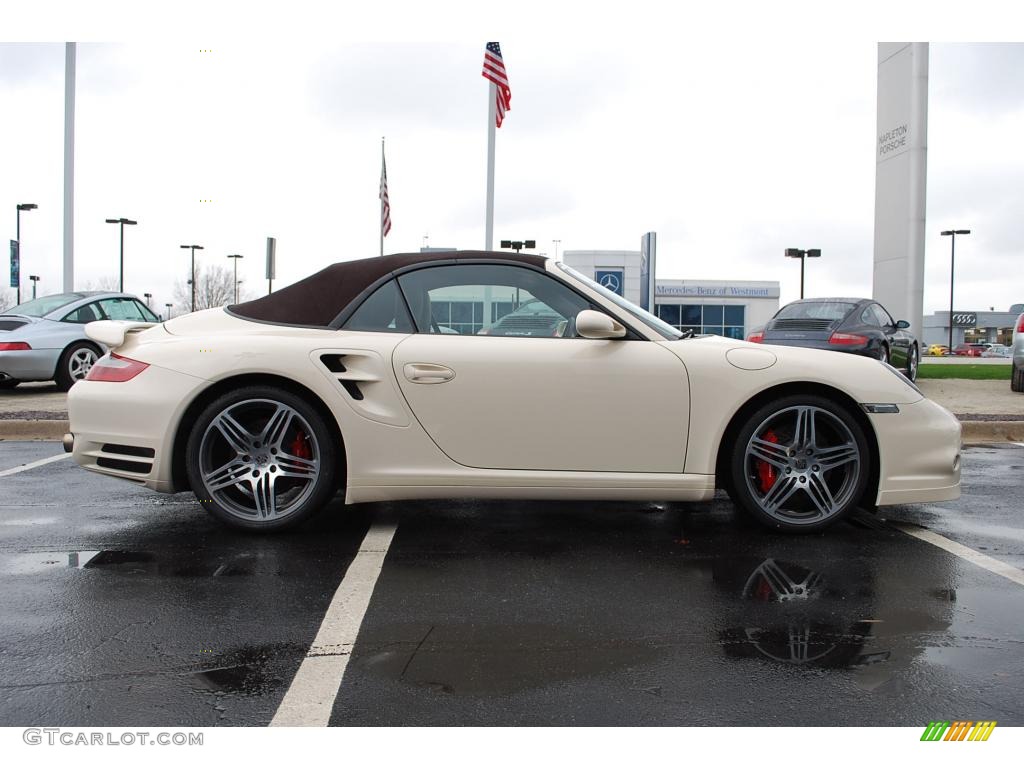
500 239 536 254
105 218 137 292
143 292 152 307
15 203 37 305
784 247 821 299
227 254 244 304
179 244 204 312
940 229 971 353
28 275 40 299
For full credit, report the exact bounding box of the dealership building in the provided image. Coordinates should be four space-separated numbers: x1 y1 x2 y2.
922 305 1024 348
563 250 779 340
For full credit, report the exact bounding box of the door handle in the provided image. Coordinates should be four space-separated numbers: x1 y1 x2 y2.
404 363 455 384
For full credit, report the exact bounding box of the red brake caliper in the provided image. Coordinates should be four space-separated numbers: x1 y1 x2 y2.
756 429 779 493
290 429 312 459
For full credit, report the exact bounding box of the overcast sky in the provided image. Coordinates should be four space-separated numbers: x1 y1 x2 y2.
2 16 1022 315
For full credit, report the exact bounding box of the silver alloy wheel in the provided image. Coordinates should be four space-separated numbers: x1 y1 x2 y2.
69 347 98 381
198 398 321 522
743 405 861 526
907 349 918 380
878 345 889 365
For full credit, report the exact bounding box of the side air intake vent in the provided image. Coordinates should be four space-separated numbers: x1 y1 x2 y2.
319 354 347 373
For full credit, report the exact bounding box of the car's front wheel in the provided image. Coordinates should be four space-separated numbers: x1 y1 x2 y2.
904 344 919 382
729 395 871 533
185 386 340 532
1013 364 1024 393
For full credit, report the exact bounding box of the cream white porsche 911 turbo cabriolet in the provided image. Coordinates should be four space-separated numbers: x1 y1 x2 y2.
65 251 961 533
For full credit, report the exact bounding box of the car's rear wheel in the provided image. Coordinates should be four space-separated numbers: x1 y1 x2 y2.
904 345 919 381
877 344 890 365
185 386 339 532
1013 364 1024 393
729 395 870 533
55 342 100 391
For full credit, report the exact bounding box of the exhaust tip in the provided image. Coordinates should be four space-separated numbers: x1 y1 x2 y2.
62 433 74 453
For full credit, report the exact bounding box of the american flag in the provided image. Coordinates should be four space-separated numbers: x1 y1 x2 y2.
379 147 391 237
482 42 511 127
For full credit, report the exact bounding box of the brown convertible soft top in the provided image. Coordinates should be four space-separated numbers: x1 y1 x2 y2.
228 250 548 327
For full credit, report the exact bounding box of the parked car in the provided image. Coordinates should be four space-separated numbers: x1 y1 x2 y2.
926 343 950 357
952 343 988 357
65 251 961 535
477 298 568 337
0 292 159 390
1012 313 1024 392
981 344 1011 358
747 298 919 380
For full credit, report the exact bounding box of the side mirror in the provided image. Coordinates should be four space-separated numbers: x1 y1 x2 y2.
575 309 626 339
896 320 910 329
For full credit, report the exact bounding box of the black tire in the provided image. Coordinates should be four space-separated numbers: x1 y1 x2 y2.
729 394 871 534
0 379 18 390
904 344 919 382
54 341 101 391
877 344 890 365
185 385 340 532
1013 364 1024 393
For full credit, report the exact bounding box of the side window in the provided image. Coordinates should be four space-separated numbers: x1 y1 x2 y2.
134 300 159 322
61 302 102 324
397 264 590 337
859 305 877 327
342 279 414 333
873 304 895 328
98 298 148 321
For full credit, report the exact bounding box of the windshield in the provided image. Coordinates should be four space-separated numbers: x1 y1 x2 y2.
3 293 86 317
775 301 855 322
557 263 683 340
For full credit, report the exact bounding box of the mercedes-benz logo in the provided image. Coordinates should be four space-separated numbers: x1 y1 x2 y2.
600 273 621 293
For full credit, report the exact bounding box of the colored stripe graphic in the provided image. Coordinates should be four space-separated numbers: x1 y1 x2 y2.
921 721 949 741
920 720 996 741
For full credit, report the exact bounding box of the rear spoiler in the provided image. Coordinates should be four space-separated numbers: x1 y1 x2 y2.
85 320 157 349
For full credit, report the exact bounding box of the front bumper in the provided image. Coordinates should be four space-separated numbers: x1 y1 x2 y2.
0 348 58 381
67 363 208 492
871 397 962 506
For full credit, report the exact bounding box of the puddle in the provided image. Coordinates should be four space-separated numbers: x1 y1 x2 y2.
190 644 301 695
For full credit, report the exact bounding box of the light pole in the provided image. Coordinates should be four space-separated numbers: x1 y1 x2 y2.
179 244 203 312
941 229 971 353
28 275 40 299
227 254 244 304
500 239 536 254
165 302 173 320
784 247 821 299
143 292 152 307
15 203 37 305
105 218 137 292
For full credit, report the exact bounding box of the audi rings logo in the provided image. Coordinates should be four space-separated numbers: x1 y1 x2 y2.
952 313 977 326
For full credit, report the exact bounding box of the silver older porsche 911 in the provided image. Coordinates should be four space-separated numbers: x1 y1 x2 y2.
0 291 159 390
65 251 961 533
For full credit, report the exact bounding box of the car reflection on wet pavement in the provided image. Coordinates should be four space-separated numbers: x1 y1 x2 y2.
0 442 1022 726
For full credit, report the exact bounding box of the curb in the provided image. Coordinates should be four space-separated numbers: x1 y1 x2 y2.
2 418 1023 444
0 420 70 441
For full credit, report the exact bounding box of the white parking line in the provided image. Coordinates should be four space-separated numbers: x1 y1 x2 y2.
894 524 1024 588
270 521 397 727
0 453 70 478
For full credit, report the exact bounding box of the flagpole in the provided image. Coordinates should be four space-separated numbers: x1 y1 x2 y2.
485 82 496 251
380 137 385 257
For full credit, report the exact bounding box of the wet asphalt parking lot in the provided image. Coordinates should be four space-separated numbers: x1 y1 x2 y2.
1 441 1023 727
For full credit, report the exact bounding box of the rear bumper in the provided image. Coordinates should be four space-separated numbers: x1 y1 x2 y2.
0 348 58 380
67 363 208 492
871 397 962 506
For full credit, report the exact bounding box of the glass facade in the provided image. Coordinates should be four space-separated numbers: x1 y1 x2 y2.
655 303 745 339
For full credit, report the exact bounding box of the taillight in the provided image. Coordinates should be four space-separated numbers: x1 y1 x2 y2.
747 331 764 343
0 342 31 351
828 332 869 346
1017 316 1024 333
84 353 149 382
